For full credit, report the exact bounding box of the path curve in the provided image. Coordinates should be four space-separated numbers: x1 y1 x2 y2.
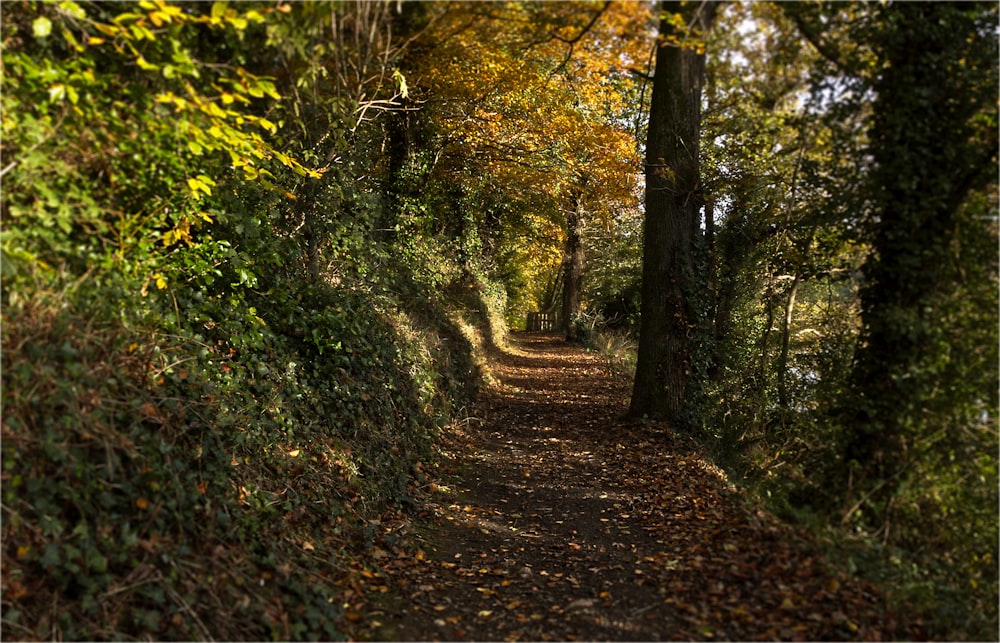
367 333 901 641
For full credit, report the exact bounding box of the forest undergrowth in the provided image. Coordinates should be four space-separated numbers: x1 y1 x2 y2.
1 267 506 641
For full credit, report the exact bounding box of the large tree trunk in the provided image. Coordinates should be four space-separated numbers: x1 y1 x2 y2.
561 196 585 342
629 1 717 425
846 2 998 488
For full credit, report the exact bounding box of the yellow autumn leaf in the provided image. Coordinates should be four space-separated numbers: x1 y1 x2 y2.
257 117 276 134
136 55 157 71
187 176 213 197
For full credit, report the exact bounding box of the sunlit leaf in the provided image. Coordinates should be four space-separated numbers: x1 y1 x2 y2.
136 56 157 71
47 83 66 102
58 1 87 20
32 16 52 39
211 1 228 20
393 69 408 99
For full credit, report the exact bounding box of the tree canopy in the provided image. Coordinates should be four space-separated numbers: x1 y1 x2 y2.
2 1 996 639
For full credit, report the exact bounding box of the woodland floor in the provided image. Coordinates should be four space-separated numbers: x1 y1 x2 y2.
348 333 915 642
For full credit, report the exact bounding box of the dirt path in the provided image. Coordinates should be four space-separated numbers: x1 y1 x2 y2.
361 333 906 641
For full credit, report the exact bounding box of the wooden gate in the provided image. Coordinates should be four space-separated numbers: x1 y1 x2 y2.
526 312 555 331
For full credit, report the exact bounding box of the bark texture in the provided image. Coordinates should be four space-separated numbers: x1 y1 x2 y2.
561 197 586 342
630 1 718 424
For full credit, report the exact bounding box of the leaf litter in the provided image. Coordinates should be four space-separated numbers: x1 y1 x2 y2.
343 333 918 641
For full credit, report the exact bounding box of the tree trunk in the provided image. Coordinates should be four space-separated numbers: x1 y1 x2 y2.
561 196 585 342
778 275 799 411
846 2 998 486
630 1 718 425
299 183 322 281
758 278 774 389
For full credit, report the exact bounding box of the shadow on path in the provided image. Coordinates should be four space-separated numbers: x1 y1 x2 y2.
369 333 898 641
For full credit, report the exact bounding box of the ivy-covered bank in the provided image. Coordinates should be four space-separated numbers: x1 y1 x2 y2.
0 1 511 637
2 265 507 640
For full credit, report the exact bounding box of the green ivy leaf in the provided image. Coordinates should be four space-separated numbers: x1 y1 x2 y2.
40 543 61 568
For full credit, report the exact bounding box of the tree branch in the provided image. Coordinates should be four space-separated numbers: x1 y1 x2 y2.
549 1 613 76
782 5 849 74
